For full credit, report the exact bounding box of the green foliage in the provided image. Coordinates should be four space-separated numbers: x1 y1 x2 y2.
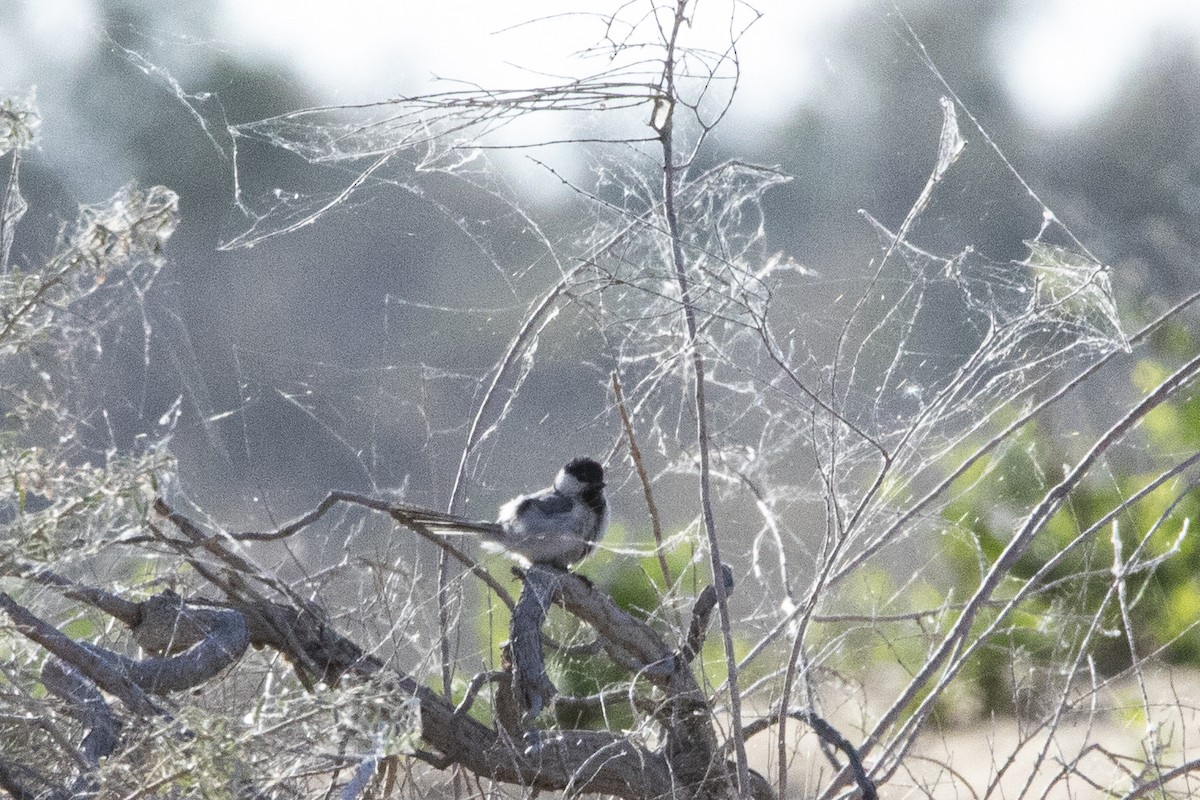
556 537 703 729
469 529 736 730
931 323 1200 715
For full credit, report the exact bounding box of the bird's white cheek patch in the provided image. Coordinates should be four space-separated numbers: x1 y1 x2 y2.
554 472 586 495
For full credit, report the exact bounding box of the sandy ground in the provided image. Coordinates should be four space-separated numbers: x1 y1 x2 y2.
742 667 1200 799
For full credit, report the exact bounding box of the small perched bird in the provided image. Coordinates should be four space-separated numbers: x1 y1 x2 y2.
397 457 609 570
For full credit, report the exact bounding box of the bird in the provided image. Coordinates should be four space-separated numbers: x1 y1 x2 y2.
394 457 609 570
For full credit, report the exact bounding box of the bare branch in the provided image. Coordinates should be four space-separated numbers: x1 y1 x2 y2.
510 569 560 719
680 563 734 664
611 370 672 594
0 592 162 717
656 2 750 792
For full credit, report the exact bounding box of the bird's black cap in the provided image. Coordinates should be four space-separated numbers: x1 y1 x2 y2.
564 457 604 485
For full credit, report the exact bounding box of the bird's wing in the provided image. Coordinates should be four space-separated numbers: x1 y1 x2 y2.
388 504 502 536
517 491 573 517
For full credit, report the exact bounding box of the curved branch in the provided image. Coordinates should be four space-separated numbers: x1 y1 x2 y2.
680 563 734 663
0 592 161 717
148 504 733 799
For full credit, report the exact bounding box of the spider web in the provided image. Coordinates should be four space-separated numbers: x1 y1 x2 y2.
145 10 1144 791
9 4 1195 799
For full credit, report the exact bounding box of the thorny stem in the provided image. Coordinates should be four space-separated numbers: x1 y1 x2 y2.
1121 758 1200 799
732 289 1200 689
747 301 1200 763
780 295 1200 798
655 1 750 794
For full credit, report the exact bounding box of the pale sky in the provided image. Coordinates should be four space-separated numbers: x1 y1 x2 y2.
210 0 1200 129
6 0 1200 130
999 0 1200 126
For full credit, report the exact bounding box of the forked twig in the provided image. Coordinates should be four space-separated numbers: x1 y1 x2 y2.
740 709 877 800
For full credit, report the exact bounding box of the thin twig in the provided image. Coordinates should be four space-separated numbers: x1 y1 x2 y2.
610 371 673 596
1120 757 1200 799
453 671 503 717
739 709 877 800
440 263 587 700
234 490 517 611
832 286 1200 584
737 290 1200 687
656 1 750 793
859 346 1200 782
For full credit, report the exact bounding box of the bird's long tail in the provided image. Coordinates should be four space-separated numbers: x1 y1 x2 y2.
388 504 503 537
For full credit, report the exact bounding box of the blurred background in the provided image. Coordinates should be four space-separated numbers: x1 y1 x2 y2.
2 0 1199 539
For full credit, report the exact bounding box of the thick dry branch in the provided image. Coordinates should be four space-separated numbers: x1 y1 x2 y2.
1 586 247 703
216 594 378 686
362 664 677 798
542 566 728 790
96 603 249 694
150 503 710 799
507 563 734 793
681 563 734 663
0 592 160 717
9 498 760 800
40 658 120 768
22 567 141 627
127 590 241 655
510 569 559 719
547 568 676 673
